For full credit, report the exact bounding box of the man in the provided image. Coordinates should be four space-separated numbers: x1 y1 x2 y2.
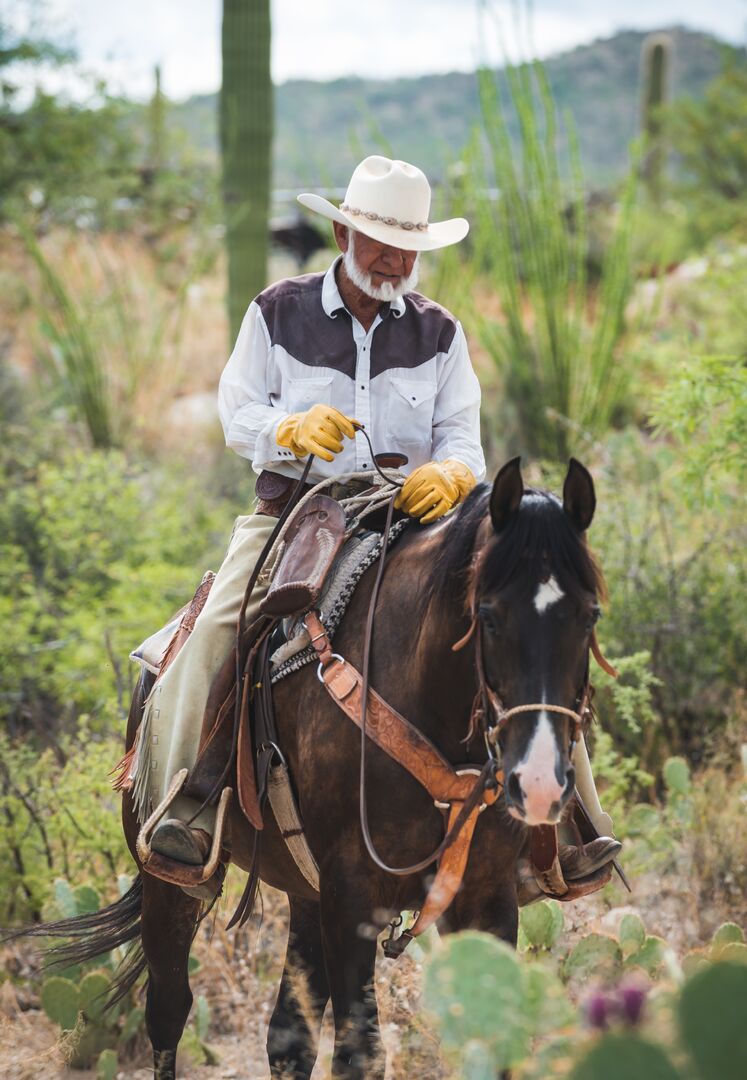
134 155 618 899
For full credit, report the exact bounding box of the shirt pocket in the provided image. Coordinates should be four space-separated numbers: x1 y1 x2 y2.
284 374 334 413
386 375 437 449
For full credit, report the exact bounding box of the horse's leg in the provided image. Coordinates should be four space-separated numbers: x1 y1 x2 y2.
267 895 330 1080
320 881 383 1080
140 873 201 1080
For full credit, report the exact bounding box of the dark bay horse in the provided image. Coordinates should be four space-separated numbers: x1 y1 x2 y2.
27 457 605 1079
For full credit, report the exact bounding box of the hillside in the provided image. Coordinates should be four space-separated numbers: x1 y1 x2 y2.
169 26 739 190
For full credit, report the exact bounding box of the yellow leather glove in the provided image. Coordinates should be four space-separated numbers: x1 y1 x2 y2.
394 459 477 524
276 404 358 463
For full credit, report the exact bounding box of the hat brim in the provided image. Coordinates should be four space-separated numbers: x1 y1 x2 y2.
297 193 469 252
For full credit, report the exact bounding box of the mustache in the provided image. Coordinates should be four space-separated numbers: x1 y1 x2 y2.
343 240 420 301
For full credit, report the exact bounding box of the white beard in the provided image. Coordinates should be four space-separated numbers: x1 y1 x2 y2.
343 233 420 301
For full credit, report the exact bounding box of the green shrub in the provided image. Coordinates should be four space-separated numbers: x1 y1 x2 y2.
0 445 230 737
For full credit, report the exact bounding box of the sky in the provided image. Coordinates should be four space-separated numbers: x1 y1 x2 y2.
9 0 747 101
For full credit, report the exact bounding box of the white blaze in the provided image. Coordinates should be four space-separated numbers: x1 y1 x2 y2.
534 575 564 614
513 708 564 825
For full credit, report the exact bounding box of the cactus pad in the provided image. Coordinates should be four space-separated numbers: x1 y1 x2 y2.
678 961 747 1080
80 970 111 1022
520 900 564 950
619 913 646 957
97 1048 118 1080
564 933 622 985
424 931 528 1069
41 975 80 1031
626 935 667 977
570 1033 680 1079
663 757 690 795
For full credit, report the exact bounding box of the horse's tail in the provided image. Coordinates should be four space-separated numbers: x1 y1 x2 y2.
2 875 145 1008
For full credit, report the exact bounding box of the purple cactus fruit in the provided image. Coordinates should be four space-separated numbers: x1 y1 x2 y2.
584 989 611 1030
618 979 648 1026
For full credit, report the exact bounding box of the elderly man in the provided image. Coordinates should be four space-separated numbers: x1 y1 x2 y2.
135 155 618 899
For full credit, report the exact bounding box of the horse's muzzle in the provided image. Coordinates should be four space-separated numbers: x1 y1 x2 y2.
505 763 575 826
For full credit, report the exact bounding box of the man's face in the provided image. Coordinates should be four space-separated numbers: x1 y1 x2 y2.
334 223 419 301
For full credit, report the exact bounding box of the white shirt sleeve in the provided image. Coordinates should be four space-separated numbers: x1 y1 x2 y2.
431 321 487 481
217 301 298 470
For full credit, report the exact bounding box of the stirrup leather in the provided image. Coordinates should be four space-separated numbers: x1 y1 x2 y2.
136 768 232 887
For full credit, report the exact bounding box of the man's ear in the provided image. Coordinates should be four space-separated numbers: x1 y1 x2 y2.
333 221 350 254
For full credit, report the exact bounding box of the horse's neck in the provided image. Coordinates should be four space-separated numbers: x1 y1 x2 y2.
378 523 479 760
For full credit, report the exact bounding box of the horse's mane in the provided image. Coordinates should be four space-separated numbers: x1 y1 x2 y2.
425 483 607 616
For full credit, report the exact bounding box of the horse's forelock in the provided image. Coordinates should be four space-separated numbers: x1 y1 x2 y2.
424 484 606 614
479 488 606 605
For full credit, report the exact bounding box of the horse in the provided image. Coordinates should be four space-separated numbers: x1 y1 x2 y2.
18 456 606 1079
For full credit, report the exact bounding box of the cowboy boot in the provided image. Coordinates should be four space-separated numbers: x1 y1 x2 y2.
150 820 224 902
517 836 621 905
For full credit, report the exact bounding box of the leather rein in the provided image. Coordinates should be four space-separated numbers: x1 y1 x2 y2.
341 487 612 881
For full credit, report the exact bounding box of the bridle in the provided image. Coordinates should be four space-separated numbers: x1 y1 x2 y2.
354 481 614 879
468 616 590 763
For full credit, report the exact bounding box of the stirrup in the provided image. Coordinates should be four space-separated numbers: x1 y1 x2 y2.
529 824 615 903
136 768 232 888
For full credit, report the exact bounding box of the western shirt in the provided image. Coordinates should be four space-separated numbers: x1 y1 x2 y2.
218 258 486 484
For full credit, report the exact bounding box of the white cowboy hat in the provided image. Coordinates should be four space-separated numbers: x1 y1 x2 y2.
297 155 469 252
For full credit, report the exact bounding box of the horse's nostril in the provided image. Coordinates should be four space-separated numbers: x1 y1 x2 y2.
506 771 524 809
564 765 576 795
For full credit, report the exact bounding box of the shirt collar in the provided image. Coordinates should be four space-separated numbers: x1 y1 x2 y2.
321 257 406 320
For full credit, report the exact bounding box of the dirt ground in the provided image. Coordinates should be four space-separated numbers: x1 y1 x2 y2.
0 858 720 1080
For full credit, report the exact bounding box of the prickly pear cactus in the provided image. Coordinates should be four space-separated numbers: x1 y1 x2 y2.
524 962 575 1035
97 1048 118 1080
74 884 101 916
570 1033 681 1079
563 933 623 986
80 970 111 1023
711 922 745 959
626 934 668 977
678 961 747 1080
520 900 564 951
619 913 646 958
41 975 80 1031
54 878 78 920
424 931 528 1071
663 757 690 796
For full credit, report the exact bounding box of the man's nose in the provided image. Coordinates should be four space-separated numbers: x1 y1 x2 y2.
380 246 405 269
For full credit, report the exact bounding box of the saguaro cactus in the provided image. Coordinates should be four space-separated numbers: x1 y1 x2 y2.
221 0 273 342
640 33 672 204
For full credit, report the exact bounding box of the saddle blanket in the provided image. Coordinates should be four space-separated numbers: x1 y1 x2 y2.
129 522 409 681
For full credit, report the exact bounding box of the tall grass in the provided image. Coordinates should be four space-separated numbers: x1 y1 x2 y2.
17 224 219 449
443 56 639 462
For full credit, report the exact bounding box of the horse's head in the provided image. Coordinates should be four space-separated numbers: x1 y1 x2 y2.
476 457 603 826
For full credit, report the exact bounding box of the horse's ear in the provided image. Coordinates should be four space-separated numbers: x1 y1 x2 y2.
563 458 596 531
490 457 523 532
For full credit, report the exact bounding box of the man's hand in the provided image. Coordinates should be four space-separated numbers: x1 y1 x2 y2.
394 459 477 524
276 404 358 463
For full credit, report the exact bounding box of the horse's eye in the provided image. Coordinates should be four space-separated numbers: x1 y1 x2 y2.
479 604 501 635
586 606 601 631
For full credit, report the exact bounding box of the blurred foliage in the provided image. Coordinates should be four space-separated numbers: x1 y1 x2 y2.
665 56 747 245
0 417 232 741
435 54 639 462
591 432 747 769
0 7 219 231
17 223 220 448
0 727 130 921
